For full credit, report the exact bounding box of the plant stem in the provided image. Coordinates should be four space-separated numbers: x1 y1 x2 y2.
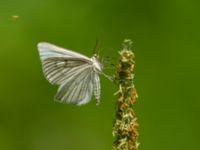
112 39 139 150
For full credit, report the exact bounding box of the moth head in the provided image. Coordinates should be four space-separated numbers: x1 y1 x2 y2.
93 53 100 59
91 56 103 72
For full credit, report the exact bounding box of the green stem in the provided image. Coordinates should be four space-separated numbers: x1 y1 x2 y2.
112 39 139 150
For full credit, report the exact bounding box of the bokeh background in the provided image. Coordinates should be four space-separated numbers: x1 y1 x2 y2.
0 0 200 150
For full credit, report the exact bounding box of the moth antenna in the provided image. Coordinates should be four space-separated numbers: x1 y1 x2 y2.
93 38 101 56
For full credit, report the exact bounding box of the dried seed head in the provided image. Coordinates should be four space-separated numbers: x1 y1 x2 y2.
112 39 139 150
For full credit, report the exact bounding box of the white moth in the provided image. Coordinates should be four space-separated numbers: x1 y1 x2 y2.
37 42 102 106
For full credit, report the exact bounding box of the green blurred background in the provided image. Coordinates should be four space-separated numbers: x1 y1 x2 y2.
0 0 200 150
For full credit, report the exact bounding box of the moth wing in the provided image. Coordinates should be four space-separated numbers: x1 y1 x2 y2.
92 72 101 105
37 42 92 85
55 67 94 105
38 42 91 61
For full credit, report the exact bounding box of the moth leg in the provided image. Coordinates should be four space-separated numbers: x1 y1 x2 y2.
101 72 114 82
